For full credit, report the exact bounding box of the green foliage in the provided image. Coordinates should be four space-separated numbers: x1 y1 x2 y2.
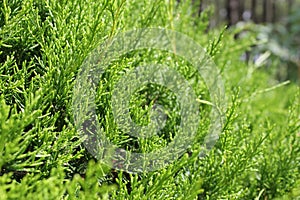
0 0 299 199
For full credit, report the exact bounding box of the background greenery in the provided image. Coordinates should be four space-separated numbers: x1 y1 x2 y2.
0 0 299 199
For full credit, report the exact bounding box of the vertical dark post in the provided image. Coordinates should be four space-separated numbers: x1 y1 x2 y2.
226 0 240 26
251 0 257 22
271 0 276 22
192 0 203 17
263 0 267 22
266 0 273 22
266 0 274 22
239 0 245 21
198 0 203 17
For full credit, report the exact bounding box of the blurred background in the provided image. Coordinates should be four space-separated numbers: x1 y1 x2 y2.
180 0 300 83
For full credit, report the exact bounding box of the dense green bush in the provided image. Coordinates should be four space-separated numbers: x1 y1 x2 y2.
0 0 299 199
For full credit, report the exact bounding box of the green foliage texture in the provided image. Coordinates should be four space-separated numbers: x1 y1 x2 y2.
0 0 299 199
